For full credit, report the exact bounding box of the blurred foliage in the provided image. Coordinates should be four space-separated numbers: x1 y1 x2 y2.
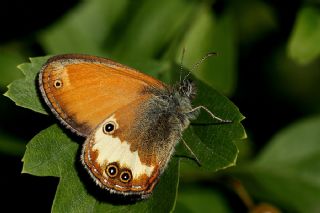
235 116 320 212
288 6 320 65
175 186 232 213
1 0 320 212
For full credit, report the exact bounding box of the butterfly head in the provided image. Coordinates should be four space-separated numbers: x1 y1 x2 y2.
164 78 199 130
178 78 197 100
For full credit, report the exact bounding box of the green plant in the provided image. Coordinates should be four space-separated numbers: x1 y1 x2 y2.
1 0 320 212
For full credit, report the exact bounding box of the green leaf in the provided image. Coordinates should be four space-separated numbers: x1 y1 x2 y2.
4 56 51 114
8 55 244 211
23 125 179 212
236 116 320 212
288 7 320 65
175 186 232 213
177 7 236 96
39 0 129 55
22 125 96 212
179 79 245 171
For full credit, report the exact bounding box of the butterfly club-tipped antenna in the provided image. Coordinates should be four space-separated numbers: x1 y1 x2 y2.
179 47 186 84
182 51 218 83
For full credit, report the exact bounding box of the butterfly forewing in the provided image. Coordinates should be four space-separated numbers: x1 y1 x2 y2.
39 54 165 136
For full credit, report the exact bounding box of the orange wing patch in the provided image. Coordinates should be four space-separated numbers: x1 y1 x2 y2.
39 54 165 136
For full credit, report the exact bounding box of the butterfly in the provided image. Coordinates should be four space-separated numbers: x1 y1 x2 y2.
38 54 229 198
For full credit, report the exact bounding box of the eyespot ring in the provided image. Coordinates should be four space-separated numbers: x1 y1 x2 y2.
106 163 119 178
53 79 62 88
119 170 132 183
103 121 116 134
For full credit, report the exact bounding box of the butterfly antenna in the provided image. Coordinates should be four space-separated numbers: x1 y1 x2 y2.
183 52 217 82
190 105 232 123
181 137 201 167
179 47 186 84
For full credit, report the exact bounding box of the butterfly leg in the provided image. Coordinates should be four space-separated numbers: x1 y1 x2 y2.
181 137 201 167
189 105 232 123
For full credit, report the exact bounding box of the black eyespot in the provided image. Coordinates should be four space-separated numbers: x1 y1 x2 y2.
120 170 132 183
105 124 114 132
54 79 62 88
103 121 116 134
106 163 118 178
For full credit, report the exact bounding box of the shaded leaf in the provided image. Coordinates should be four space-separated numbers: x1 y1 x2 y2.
236 116 320 212
288 7 320 65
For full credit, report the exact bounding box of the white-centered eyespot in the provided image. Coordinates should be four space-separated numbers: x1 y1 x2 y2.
103 121 117 134
106 163 119 178
119 170 132 183
53 79 62 88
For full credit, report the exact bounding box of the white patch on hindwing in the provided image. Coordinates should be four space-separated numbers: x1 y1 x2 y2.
92 115 154 179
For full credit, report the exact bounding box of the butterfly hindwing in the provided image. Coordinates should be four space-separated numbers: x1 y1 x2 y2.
82 93 183 196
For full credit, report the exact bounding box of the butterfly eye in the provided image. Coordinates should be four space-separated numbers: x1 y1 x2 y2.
53 79 62 88
106 163 118 178
103 121 116 134
120 170 132 183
